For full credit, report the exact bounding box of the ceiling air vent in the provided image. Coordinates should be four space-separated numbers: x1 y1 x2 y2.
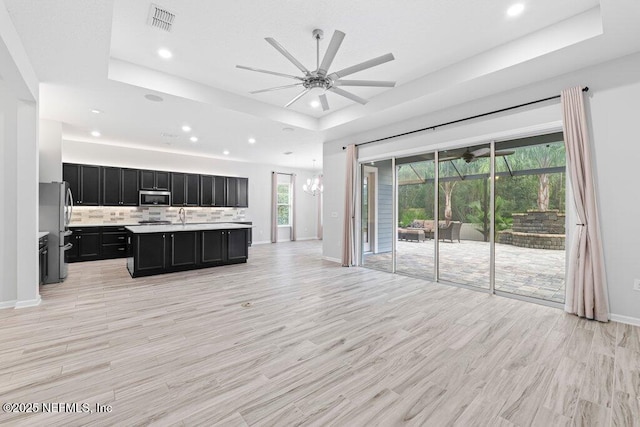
147 4 175 32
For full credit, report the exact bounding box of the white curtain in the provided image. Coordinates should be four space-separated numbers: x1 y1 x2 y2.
291 174 296 241
271 172 277 243
342 145 358 266
561 86 609 322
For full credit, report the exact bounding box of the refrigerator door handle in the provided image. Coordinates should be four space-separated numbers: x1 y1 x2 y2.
62 230 73 236
62 243 74 251
66 187 74 227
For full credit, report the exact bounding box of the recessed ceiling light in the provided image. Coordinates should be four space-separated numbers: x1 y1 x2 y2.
282 127 294 132
181 125 191 132
223 150 230 155
90 109 101 114
189 136 198 143
157 48 173 59
507 3 524 17
144 94 163 102
310 100 320 108
248 138 256 144
91 130 101 137
284 151 293 155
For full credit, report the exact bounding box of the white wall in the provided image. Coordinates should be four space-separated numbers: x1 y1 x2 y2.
63 140 320 244
39 119 62 182
0 0 40 308
323 52 640 322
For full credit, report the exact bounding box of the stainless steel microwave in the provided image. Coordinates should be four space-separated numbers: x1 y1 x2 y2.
139 190 171 206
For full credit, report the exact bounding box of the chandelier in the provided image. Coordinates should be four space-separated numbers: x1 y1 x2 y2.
303 160 323 196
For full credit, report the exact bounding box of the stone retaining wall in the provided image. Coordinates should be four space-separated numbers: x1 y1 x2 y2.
499 210 566 250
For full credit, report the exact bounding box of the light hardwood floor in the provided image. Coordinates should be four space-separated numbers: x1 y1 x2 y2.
0 240 638 426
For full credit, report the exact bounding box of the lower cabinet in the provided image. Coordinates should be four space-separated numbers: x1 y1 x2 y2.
68 226 128 262
128 228 248 277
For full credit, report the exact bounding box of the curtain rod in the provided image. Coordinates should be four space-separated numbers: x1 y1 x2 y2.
272 171 295 176
342 87 589 150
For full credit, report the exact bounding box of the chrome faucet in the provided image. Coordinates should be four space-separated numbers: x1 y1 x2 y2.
178 208 186 225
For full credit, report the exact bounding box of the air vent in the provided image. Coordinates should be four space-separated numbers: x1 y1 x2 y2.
147 4 175 32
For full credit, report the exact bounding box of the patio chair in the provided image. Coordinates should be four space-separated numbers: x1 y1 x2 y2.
439 221 462 242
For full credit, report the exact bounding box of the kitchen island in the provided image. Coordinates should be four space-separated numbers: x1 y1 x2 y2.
125 223 251 278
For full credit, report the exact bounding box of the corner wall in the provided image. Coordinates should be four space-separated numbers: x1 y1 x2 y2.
323 52 640 322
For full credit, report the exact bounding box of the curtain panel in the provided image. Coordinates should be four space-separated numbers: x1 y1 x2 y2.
342 145 358 266
561 86 609 322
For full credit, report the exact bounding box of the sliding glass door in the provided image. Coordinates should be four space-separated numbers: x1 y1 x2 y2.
437 144 491 289
360 132 567 306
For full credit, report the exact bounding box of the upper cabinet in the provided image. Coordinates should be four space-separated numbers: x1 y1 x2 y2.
102 167 139 206
225 177 248 208
171 173 200 206
200 175 226 207
63 163 247 208
63 163 101 206
139 170 170 191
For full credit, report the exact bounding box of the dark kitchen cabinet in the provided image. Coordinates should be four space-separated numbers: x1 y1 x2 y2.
168 231 198 268
140 170 170 191
171 173 199 206
134 233 166 275
39 235 48 286
102 167 139 206
63 163 101 206
200 228 248 266
68 227 101 262
101 226 128 259
128 227 249 277
200 175 226 207
225 177 248 207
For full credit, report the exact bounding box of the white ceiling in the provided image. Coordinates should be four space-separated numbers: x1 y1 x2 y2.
4 0 640 169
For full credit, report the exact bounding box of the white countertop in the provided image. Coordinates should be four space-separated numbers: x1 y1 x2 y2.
125 223 252 234
38 231 49 239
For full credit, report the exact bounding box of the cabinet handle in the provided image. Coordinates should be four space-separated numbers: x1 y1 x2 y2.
118 248 125 251
118 237 125 240
78 236 82 239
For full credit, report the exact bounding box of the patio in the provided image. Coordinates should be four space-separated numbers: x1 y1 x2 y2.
362 239 565 303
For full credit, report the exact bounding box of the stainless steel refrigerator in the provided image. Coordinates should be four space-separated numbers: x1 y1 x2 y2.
39 182 73 283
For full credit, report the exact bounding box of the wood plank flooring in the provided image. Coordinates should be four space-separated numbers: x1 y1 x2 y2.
0 240 638 426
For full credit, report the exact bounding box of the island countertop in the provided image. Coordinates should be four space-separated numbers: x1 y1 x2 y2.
125 223 252 234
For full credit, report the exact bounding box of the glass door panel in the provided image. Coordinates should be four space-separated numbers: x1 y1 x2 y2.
437 145 491 289
395 155 436 280
361 160 394 272
494 134 566 303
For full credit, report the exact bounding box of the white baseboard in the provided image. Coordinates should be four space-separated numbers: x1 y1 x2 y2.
322 256 341 264
251 240 272 245
0 300 18 310
296 237 320 241
610 313 640 327
14 296 42 309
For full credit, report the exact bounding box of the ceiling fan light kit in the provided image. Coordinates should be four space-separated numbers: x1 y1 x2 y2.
237 29 396 111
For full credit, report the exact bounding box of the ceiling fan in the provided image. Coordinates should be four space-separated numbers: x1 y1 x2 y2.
440 147 515 163
236 29 396 111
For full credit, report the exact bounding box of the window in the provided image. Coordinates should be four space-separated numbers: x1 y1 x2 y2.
277 183 291 225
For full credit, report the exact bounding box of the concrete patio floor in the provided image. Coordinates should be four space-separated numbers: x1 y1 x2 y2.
362 239 565 303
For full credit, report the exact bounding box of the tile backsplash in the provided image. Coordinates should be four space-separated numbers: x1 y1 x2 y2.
71 206 247 225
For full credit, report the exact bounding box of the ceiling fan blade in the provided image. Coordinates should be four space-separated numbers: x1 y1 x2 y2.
284 88 310 108
334 79 396 87
319 94 330 111
475 149 516 158
329 87 368 105
470 147 491 157
317 30 345 76
329 53 395 79
265 37 310 75
250 83 303 94
236 65 303 80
